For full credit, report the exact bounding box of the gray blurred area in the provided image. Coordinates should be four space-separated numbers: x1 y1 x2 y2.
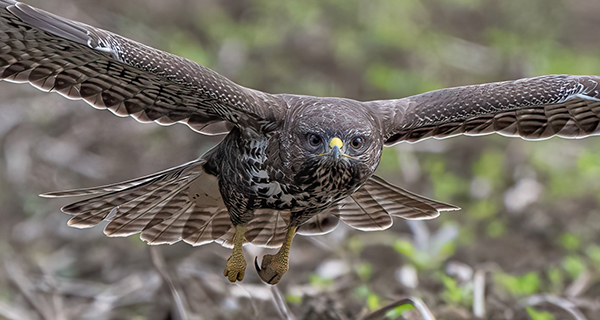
1 0 600 319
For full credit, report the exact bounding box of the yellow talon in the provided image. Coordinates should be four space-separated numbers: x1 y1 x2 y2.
223 225 247 282
255 226 298 285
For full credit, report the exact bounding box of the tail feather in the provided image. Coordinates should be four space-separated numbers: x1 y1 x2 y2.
244 209 290 249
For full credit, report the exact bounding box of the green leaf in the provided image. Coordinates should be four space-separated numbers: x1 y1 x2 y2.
393 239 415 258
385 304 415 318
563 256 586 279
355 285 370 298
526 306 555 320
309 274 333 288
547 268 564 292
440 274 463 303
367 293 381 311
559 233 580 251
495 272 540 296
585 245 600 268
285 294 302 304
355 263 373 282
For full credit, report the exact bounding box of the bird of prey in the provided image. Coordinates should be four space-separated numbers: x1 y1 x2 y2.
2 1 600 284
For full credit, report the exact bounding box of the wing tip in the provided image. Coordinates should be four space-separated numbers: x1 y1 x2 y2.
40 189 96 198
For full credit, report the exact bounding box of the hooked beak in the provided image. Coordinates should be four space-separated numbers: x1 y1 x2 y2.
329 137 343 161
317 137 353 160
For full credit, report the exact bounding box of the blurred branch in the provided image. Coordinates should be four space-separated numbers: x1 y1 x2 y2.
271 285 295 320
472 269 486 319
149 246 192 320
5 259 54 320
523 294 588 320
360 296 435 320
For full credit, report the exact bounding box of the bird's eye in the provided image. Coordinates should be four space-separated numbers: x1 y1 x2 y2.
308 134 322 147
351 137 364 149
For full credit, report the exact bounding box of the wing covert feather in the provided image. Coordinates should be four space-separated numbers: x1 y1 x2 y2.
368 75 600 145
0 1 285 134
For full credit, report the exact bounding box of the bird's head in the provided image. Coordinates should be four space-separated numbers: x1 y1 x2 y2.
281 97 383 186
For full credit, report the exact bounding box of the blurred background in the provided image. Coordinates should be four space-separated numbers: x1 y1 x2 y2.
1 0 600 319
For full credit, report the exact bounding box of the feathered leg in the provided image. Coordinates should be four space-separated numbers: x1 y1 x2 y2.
254 226 298 285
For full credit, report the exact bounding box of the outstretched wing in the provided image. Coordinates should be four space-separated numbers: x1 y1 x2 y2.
367 75 600 145
0 1 285 135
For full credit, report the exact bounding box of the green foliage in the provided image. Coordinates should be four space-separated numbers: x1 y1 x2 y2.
423 157 468 201
354 285 381 311
367 293 381 311
355 263 373 282
473 150 504 185
366 65 441 97
355 285 370 299
439 274 472 307
385 304 415 318
495 272 540 296
377 147 400 174
393 239 414 258
468 200 497 220
309 274 334 288
347 236 365 254
286 294 302 304
393 238 456 270
166 32 211 66
586 245 600 269
526 306 556 320
562 256 586 279
486 220 506 238
577 150 600 176
559 233 581 251
547 267 564 293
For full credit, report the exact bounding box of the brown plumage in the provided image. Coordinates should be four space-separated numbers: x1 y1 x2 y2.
1 0 600 283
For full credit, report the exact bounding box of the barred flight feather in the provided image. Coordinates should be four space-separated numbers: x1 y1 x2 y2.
332 175 459 231
377 75 600 145
0 1 286 135
104 179 196 237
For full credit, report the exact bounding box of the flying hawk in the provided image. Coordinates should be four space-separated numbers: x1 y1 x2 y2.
1 0 600 284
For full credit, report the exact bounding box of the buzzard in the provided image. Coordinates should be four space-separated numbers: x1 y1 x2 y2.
2 1 600 284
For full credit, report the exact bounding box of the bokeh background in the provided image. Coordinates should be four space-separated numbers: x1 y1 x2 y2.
1 0 600 319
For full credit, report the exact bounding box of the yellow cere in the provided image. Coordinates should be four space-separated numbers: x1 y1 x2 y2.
329 137 343 149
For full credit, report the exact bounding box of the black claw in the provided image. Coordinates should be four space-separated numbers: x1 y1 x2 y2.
267 274 278 284
254 256 261 272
